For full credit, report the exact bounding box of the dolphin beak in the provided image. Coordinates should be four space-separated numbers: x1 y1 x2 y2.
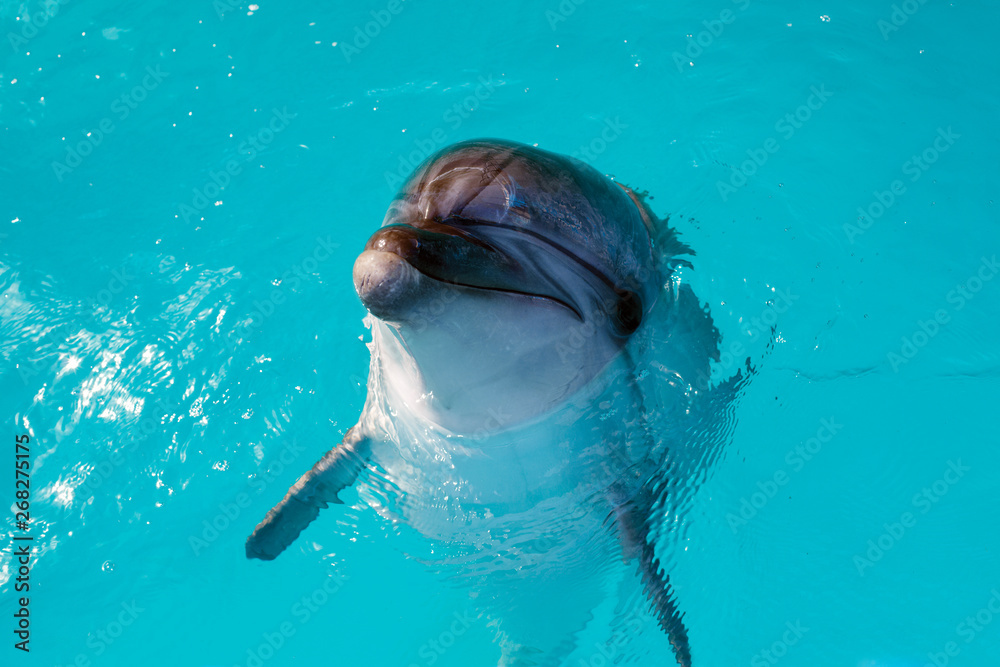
353 248 426 322
353 222 514 322
353 221 587 323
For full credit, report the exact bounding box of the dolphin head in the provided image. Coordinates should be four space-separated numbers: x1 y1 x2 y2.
354 139 662 433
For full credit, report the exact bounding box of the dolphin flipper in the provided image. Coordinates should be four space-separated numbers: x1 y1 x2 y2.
637 534 691 667
615 486 691 667
245 429 371 560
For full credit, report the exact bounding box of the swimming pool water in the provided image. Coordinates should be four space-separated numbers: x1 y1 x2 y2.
2 1 998 665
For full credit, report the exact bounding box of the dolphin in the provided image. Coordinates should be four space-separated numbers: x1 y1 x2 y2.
246 139 736 666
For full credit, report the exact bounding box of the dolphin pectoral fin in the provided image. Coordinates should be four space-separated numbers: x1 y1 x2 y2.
615 490 692 667
637 539 691 667
245 430 371 561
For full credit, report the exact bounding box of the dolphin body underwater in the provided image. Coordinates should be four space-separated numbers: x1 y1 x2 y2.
246 139 740 666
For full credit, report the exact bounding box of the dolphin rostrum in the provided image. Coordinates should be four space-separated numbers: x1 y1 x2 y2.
246 139 738 666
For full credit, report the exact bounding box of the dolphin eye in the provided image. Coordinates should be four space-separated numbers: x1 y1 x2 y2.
613 289 642 336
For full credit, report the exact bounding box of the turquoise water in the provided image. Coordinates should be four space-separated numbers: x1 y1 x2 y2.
2 0 999 665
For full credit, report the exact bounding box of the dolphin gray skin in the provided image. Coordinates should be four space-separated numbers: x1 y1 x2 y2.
246 139 735 666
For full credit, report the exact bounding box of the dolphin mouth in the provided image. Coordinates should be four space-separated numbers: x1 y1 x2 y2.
354 220 585 321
